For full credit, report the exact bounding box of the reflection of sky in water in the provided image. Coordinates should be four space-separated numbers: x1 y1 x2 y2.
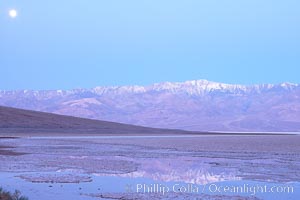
1 172 299 200
1 137 299 199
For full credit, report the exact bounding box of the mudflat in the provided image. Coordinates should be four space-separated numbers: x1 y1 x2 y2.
1 135 299 181
0 134 299 200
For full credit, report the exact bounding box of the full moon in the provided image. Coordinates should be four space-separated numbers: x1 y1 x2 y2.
9 9 18 18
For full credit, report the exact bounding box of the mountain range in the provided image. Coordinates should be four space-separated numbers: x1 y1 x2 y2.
1 80 300 132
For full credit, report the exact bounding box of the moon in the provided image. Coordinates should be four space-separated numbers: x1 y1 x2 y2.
9 9 18 18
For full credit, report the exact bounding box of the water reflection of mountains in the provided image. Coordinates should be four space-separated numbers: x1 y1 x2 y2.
95 159 240 184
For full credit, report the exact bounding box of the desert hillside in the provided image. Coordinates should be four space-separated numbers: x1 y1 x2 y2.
0 106 191 135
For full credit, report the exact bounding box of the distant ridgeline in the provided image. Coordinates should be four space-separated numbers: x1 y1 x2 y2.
0 80 300 132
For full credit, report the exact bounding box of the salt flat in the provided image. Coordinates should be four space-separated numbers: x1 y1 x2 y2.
0 135 299 200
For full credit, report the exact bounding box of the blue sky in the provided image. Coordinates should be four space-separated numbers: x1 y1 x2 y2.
0 0 299 90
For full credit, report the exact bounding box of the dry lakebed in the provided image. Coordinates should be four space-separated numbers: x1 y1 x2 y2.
0 134 299 200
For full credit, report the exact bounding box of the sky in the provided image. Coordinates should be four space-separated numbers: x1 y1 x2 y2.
0 0 300 90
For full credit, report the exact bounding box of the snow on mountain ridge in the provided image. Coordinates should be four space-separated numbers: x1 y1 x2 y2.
0 80 300 132
0 80 299 96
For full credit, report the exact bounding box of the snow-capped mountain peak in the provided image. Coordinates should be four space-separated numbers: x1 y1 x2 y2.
1 79 299 97
0 79 299 132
